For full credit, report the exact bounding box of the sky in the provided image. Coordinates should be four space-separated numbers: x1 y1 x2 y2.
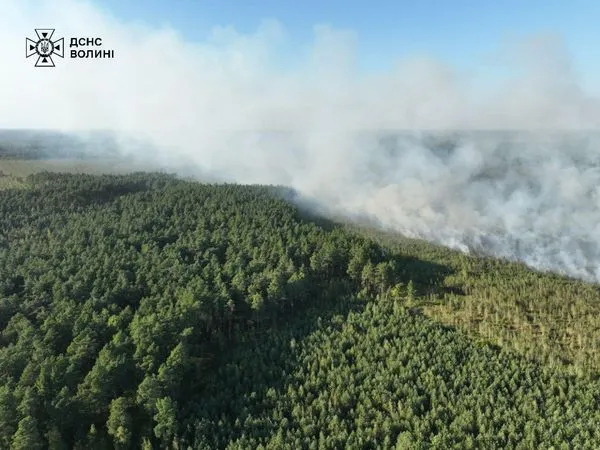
1 0 599 132
96 0 600 87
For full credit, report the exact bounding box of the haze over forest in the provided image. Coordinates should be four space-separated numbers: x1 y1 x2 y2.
2 128 600 285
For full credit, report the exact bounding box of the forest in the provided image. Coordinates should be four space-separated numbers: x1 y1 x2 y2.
0 170 599 449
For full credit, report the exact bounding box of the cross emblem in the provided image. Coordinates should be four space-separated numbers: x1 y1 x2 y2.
26 29 64 67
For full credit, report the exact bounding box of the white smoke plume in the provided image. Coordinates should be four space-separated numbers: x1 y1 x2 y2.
1 0 600 283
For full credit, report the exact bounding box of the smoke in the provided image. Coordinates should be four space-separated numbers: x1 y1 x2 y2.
1 0 600 283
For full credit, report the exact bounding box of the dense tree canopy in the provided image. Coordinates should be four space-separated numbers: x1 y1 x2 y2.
0 171 598 449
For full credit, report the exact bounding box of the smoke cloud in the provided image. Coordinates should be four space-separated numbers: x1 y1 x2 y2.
1 0 600 283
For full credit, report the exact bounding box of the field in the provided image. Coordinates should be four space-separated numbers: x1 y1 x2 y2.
0 158 158 178
0 159 599 449
0 158 180 192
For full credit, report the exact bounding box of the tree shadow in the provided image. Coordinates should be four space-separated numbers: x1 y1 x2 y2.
179 212 454 448
25 171 174 209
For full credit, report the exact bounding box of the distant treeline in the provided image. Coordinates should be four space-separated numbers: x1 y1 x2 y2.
0 130 121 160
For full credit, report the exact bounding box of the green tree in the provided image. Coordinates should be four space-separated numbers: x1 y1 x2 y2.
11 416 43 450
153 397 178 446
107 396 133 448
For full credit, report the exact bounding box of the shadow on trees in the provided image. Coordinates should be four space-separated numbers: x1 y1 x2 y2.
18 172 172 212
179 214 454 448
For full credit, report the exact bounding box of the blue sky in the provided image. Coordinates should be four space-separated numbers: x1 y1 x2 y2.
98 0 599 85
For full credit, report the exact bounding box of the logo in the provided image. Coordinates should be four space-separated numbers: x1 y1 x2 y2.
26 29 64 67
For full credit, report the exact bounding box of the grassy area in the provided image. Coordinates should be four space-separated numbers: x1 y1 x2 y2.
356 227 600 378
0 158 164 190
0 158 147 177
